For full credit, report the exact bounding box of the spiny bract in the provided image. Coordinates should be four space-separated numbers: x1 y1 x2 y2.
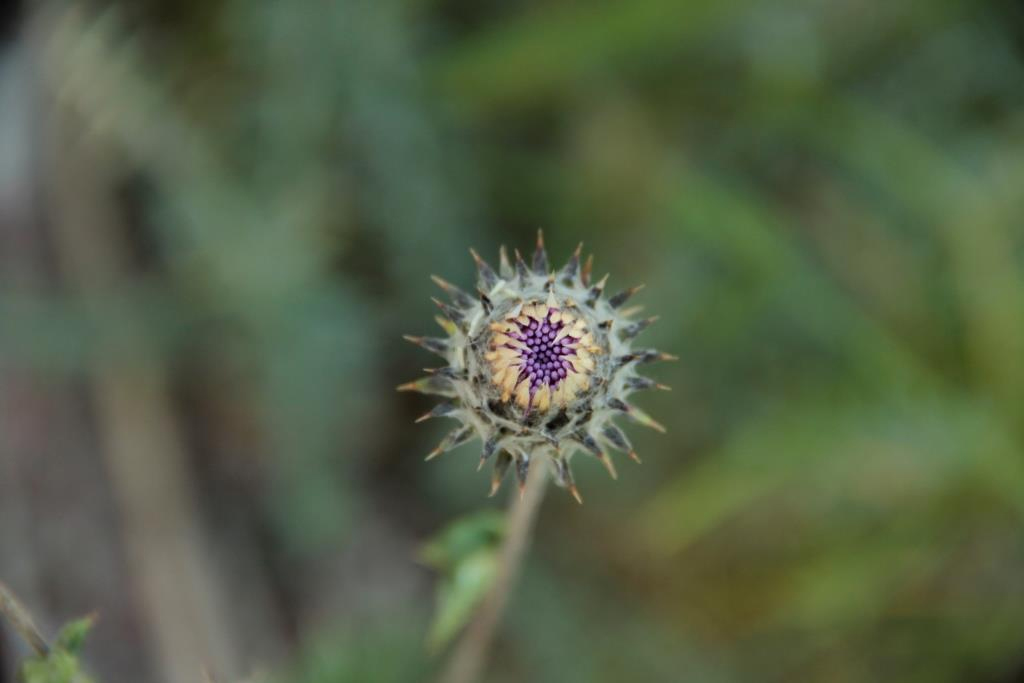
400 231 673 503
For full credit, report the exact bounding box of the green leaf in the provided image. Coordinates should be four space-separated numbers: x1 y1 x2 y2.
427 549 499 652
419 510 504 571
17 615 97 683
420 510 506 652
55 616 96 656
19 650 95 683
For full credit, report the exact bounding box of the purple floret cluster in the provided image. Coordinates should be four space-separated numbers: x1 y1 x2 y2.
511 310 575 391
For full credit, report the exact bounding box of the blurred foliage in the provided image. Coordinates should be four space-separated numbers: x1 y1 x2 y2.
7 0 1024 681
420 510 505 651
18 618 97 683
272 625 426 683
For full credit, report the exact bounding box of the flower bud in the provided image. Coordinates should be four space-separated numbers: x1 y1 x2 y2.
401 232 671 502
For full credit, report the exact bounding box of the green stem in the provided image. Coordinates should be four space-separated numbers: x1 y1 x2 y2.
439 462 549 683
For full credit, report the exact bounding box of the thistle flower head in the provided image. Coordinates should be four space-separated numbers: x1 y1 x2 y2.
401 232 672 502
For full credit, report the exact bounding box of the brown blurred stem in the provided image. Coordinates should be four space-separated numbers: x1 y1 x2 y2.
34 14 239 678
439 461 548 683
0 580 49 657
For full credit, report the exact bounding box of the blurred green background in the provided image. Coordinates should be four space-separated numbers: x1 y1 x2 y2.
2 0 1024 681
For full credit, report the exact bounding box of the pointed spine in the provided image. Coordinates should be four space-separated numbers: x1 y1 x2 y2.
396 375 456 397
575 431 617 480
621 316 659 340
424 366 467 381
431 297 466 328
552 457 583 504
469 247 500 291
608 398 666 433
615 348 677 368
602 423 640 463
602 423 630 450
585 274 609 307
478 288 493 314
630 408 666 433
478 434 502 470
430 275 475 309
581 254 594 287
624 376 672 392
515 453 531 497
607 398 630 413
489 452 514 496
403 335 449 358
414 402 459 423
434 315 458 336
532 229 549 275
499 245 514 279
513 249 531 286
608 284 645 309
635 348 679 363
426 425 474 460
560 242 583 284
